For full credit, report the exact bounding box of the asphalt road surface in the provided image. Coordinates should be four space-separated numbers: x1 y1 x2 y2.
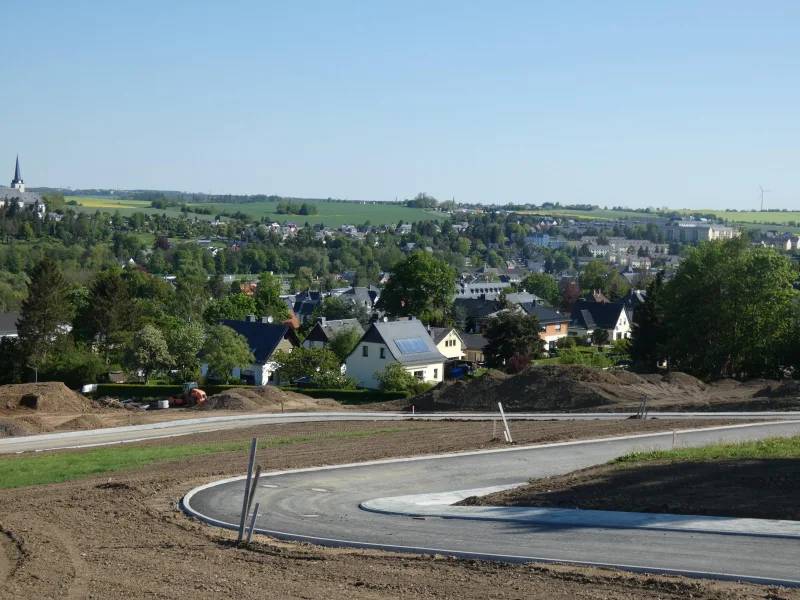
184 421 800 586
3 410 800 454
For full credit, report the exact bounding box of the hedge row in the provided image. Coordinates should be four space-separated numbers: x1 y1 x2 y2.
91 384 407 404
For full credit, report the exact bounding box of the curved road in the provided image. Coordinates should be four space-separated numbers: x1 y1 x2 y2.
184 420 800 586
2 410 800 453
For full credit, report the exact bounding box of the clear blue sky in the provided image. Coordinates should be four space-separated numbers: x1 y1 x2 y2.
3 1 799 209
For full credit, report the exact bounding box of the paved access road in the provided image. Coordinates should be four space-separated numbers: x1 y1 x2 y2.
2 410 799 454
184 421 800 586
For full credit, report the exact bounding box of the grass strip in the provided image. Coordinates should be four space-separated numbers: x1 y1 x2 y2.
613 434 800 464
0 427 422 490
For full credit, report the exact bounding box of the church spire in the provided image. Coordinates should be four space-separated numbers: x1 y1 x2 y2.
11 155 24 192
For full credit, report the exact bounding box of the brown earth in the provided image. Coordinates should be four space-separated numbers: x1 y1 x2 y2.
0 419 793 600
0 383 349 438
459 455 800 521
379 365 800 413
0 382 96 414
195 386 339 412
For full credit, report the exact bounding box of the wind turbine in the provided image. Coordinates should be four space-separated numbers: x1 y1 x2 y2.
759 185 771 211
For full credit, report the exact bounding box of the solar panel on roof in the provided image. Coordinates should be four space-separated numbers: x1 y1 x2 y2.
395 338 429 354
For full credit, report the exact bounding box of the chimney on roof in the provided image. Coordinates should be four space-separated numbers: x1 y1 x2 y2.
260 316 272 324
245 314 257 322
407 316 414 321
317 316 326 325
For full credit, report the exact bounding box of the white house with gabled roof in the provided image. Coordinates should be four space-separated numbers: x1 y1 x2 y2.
345 318 446 389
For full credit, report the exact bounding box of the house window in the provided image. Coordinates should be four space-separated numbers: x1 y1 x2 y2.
362 345 369 357
434 368 439 378
380 347 386 359
413 370 424 380
555 323 562 331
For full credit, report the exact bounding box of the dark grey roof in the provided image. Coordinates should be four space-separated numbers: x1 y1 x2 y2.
459 333 488 350
0 313 20 336
519 303 569 324
305 318 364 343
358 319 446 365
339 286 379 306
428 327 456 345
452 298 501 319
569 301 625 330
219 319 298 364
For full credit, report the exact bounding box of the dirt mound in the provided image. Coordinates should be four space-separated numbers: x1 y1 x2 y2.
194 391 260 411
195 386 329 412
94 396 126 409
0 416 50 438
612 371 645 385
661 372 705 390
54 415 107 431
0 383 95 414
754 380 800 398
409 365 627 412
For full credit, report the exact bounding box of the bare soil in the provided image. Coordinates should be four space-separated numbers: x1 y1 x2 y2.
1 419 794 600
0 383 349 438
381 365 800 413
458 457 800 521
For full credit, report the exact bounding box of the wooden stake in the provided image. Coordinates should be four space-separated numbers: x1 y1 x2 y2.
237 438 258 542
498 402 513 444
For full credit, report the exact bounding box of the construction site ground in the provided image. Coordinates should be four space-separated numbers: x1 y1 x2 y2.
1 418 795 600
386 365 800 413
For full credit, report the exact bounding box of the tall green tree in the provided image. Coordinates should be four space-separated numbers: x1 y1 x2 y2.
272 347 340 384
164 319 206 381
520 273 560 306
201 325 254 384
17 258 72 372
75 269 139 356
661 237 798 379
483 311 545 368
327 328 362 362
376 252 456 323
255 271 290 321
630 271 666 370
126 325 172 383
318 296 371 327
578 260 610 293
203 294 258 325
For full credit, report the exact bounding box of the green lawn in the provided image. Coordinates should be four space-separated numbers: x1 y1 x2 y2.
0 427 421 490
614 434 800 465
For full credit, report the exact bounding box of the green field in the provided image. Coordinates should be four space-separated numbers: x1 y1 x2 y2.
65 196 215 220
518 208 655 221
614 434 800 464
0 427 421 490
187 200 440 227
519 207 800 234
64 197 441 227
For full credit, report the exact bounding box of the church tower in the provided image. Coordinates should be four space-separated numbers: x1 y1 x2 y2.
11 155 24 192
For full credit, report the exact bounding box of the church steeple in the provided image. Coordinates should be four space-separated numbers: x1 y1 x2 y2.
11 155 24 192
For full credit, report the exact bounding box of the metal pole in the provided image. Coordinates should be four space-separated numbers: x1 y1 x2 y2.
672 430 677 449
492 419 497 440
498 402 512 444
245 503 261 544
244 464 262 526
237 438 258 542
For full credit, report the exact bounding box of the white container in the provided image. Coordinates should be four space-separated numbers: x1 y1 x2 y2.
157 400 169 410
